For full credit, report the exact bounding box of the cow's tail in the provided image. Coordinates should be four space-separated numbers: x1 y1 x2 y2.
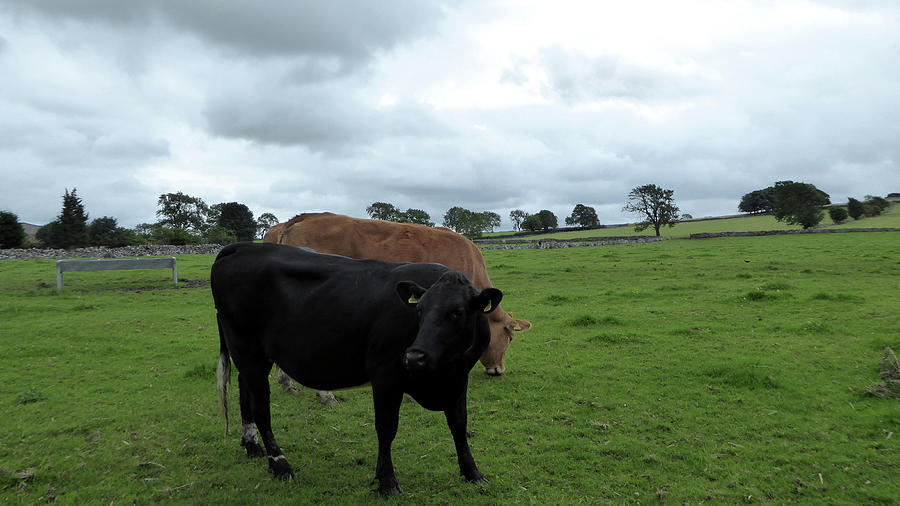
215 313 231 441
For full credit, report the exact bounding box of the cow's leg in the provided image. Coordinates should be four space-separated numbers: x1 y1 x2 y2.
237 373 265 457
372 386 404 495
445 391 487 484
242 364 295 480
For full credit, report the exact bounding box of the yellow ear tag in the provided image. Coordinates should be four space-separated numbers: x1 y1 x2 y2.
483 300 492 313
408 295 419 304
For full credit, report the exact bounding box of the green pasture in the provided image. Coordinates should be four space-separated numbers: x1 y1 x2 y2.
509 201 899 240
2 232 899 504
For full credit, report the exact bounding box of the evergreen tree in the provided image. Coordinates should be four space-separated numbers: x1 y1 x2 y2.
44 188 90 249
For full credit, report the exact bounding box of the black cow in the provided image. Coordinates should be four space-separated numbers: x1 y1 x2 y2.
211 242 502 495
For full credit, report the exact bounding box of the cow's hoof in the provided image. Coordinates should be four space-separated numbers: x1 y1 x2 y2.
377 483 403 496
373 476 402 496
241 441 265 458
465 471 488 485
316 391 340 405
282 386 300 395
268 456 294 480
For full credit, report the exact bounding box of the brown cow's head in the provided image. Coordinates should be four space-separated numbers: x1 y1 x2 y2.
481 312 532 376
397 272 502 376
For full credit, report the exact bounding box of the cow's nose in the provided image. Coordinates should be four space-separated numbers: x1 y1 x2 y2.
403 350 428 372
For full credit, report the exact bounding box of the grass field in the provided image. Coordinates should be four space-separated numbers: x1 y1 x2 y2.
2 231 899 504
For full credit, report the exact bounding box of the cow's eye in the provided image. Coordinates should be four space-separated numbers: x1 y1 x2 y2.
448 309 463 321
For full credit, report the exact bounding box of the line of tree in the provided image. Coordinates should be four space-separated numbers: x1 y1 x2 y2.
1 189 280 249
363 202 502 239
739 181 832 229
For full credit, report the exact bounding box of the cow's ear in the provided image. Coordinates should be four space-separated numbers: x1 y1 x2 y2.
397 281 427 307
474 288 503 314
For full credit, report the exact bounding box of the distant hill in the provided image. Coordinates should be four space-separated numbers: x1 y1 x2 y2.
21 223 40 240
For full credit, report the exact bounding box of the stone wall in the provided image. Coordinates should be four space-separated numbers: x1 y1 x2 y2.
690 228 900 239
0 244 226 260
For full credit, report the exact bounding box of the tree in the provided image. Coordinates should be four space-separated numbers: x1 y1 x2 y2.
771 181 830 229
157 192 208 232
400 208 434 227
216 202 256 241
482 211 502 232
847 197 865 220
207 225 237 244
738 188 776 214
256 212 279 239
623 184 680 236
863 195 889 217
828 207 848 224
509 210 527 231
564 204 599 228
536 210 558 231
442 207 496 239
41 188 90 249
366 202 401 221
88 216 133 247
0 210 25 249
521 214 542 232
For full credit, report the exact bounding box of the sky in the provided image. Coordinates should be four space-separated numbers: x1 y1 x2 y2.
1 0 898 230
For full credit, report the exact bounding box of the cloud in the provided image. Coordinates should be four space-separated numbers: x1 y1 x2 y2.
12 0 449 64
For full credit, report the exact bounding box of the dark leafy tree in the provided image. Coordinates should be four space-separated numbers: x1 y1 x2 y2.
509 210 527 231
442 207 496 239
256 212 279 239
680 213 693 220
0 210 25 249
366 202 402 221
157 192 208 232
828 207 848 224
536 210 558 231
216 202 256 241
847 197 864 220
521 214 542 232
738 188 776 214
400 208 434 227
771 181 830 229
88 216 133 247
623 184 680 236
565 204 599 228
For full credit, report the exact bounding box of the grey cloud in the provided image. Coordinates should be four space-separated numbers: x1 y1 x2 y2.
10 1 450 65
204 80 450 151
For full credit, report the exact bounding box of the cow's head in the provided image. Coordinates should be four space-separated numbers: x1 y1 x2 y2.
481 312 532 376
397 271 502 376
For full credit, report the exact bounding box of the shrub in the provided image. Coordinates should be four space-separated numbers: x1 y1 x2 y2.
828 206 848 224
150 225 201 245
0 211 25 249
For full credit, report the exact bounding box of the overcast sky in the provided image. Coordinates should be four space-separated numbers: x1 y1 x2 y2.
1 1 898 230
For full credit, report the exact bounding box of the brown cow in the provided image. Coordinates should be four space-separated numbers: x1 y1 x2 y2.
264 212 531 381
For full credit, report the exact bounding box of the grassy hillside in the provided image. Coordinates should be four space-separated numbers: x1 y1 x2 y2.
2 232 898 503
502 200 899 240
